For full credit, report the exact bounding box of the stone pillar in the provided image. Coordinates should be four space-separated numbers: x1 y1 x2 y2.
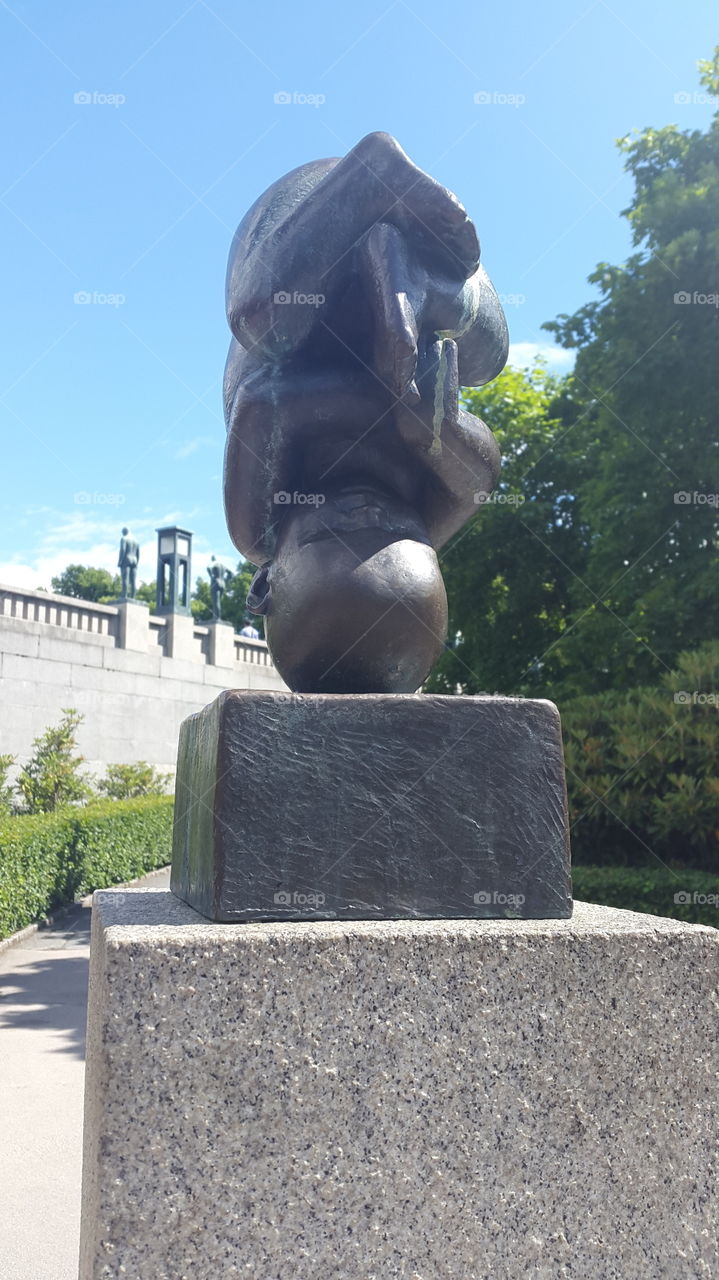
162 611 197 662
79 891 718 1279
206 620 235 668
115 600 149 652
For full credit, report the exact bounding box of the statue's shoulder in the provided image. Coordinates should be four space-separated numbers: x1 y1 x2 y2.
227 157 338 264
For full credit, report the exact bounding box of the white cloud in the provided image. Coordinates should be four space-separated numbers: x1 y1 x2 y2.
175 436 214 461
508 342 574 371
0 562 40 589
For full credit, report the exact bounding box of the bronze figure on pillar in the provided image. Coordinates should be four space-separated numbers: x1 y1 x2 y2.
223 132 508 692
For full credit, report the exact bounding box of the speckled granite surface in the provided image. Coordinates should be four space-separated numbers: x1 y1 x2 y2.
80 890 719 1279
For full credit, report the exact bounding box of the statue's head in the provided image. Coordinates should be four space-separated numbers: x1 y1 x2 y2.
247 485 447 693
122 526 129 536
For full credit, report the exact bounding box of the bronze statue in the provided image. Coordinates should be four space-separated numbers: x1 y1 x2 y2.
169 143 573 923
207 555 232 621
118 527 140 600
223 132 508 692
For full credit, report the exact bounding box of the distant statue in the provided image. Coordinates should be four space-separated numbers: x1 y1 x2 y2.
208 556 232 621
118 527 140 599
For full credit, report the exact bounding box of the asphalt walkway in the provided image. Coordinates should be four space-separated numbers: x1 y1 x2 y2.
0 867 170 1280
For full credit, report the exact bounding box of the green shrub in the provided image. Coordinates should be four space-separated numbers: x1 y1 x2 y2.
0 809 79 936
17 709 92 813
0 754 14 815
97 762 171 801
572 865 719 927
0 796 173 939
71 797 174 896
562 642 719 869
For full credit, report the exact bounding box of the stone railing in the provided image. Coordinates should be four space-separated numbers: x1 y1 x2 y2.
0 583 275 671
148 615 167 649
0 583 118 637
235 636 273 667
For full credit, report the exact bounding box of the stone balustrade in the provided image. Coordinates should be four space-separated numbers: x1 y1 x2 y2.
0 582 285 776
0 583 118 638
0 583 274 669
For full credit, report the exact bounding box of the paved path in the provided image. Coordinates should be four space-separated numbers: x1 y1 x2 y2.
0 868 170 1280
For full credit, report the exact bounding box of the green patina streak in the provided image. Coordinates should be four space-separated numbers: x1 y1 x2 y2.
431 339 447 457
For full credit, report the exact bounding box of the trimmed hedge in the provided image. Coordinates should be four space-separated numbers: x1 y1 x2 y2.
0 796 173 940
572 865 719 927
1 795 716 937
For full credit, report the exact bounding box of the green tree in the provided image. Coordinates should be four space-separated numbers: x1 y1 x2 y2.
426 364 589 695
0 755 15 815
135 580 156 606
544 50 719 693
98 762 171 800
562 641 719 870
17 709 92 813
434 52 719 702
51 565 120 603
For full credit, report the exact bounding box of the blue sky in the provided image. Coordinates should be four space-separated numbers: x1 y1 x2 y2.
0 0 716 589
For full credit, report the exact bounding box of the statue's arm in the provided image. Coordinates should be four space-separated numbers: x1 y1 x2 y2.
393 338 501 547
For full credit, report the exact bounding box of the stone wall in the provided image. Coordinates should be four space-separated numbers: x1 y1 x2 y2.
0 583 286 778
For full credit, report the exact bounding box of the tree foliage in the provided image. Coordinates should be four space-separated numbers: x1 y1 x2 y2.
544 50 719 693
427 364 590 695
135 579 156 606
51 564 120 602
97 762 171 800
17 709 92 814
430 51 719 701
563 642 719 871
0 755 14 816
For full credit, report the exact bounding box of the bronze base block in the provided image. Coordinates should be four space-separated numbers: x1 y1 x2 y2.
170 691 572 922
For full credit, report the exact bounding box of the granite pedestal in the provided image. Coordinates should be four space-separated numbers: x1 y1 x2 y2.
79 890 718 1279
